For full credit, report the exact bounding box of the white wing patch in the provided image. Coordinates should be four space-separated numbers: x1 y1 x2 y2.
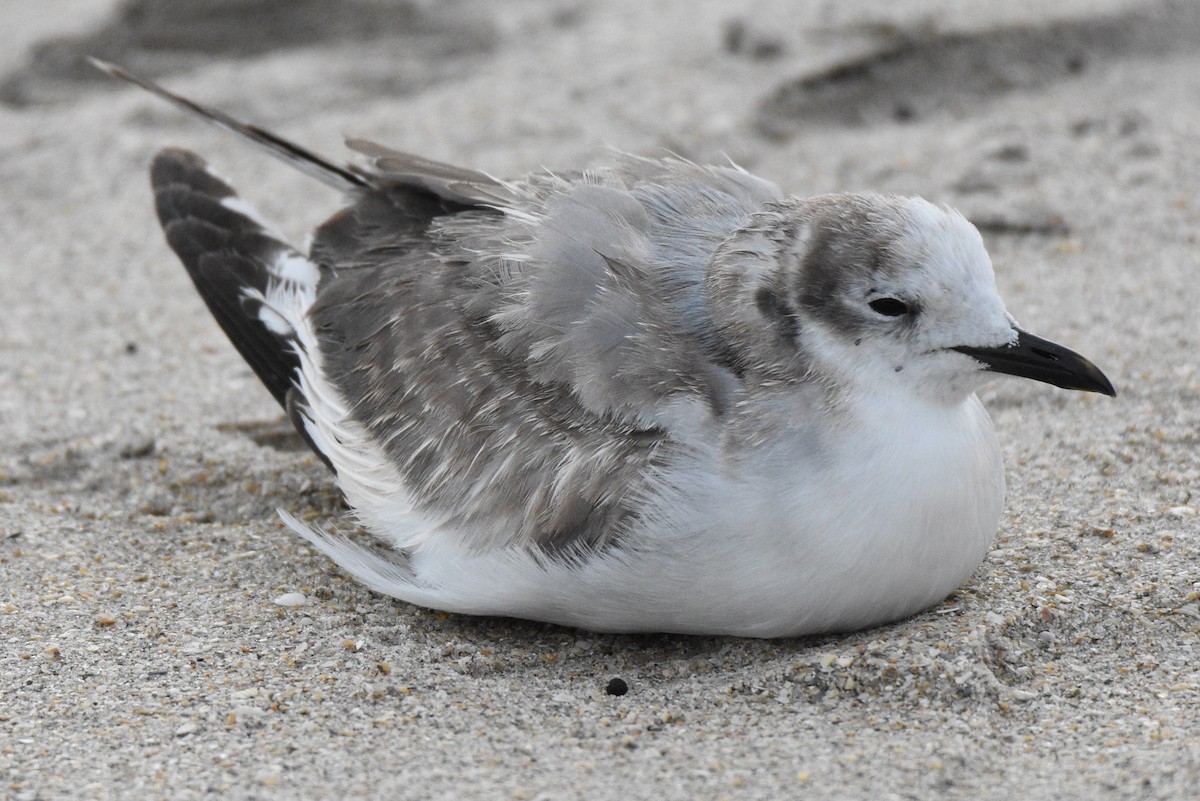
254 303 294 336
275 252 321 287
240 249 321 337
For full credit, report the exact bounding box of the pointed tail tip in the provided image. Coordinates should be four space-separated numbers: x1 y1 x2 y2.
87 56 122 78
87 57 156 94
84 57 370 194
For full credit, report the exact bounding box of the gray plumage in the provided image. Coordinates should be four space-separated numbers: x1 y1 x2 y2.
309 151 785 555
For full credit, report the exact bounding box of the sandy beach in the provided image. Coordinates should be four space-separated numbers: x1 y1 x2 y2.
2 0 1198 798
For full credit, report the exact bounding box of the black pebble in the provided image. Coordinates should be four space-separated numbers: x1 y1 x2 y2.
605 677 628 696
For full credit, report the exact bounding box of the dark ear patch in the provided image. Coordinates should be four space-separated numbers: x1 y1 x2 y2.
755 286 799 343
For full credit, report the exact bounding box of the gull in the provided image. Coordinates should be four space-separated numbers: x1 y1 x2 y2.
96 61 1115 637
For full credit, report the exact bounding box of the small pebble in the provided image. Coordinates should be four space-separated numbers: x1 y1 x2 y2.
273 592 307 607
119 438 156 459
605 677 628 696
985 142 1029 162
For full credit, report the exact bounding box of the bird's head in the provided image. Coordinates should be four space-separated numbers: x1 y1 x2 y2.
706 192 1115 405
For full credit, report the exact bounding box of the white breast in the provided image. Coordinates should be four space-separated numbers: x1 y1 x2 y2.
573 390 1007 636
383 391 1004 638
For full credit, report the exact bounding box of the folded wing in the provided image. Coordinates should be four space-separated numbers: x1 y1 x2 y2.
308 152 782 555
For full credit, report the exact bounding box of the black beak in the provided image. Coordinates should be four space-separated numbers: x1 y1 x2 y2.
954 329 1116 397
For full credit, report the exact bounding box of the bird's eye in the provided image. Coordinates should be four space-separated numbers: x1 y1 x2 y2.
869 297 910 317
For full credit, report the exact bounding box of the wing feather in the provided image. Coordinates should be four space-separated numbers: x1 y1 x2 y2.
99 61 787 564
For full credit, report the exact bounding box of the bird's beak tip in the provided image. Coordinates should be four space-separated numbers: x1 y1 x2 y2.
955 329 1116 397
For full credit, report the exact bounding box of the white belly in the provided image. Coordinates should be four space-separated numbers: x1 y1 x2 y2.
687 393 1005 636
390 393 1004 638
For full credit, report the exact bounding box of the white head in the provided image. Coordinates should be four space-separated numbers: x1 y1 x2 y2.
706 193 1114 405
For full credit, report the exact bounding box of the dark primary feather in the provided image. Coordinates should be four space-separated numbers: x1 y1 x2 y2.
150 148 338 471
150 148 300 408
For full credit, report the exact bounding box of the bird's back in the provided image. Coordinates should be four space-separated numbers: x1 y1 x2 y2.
303 154 783 557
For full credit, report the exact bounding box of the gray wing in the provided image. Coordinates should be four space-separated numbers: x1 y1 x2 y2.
92 61 782 558
344 137 519 206
308 155 782 555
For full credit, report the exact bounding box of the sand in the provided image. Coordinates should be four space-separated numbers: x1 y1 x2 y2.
2 0 1198 798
